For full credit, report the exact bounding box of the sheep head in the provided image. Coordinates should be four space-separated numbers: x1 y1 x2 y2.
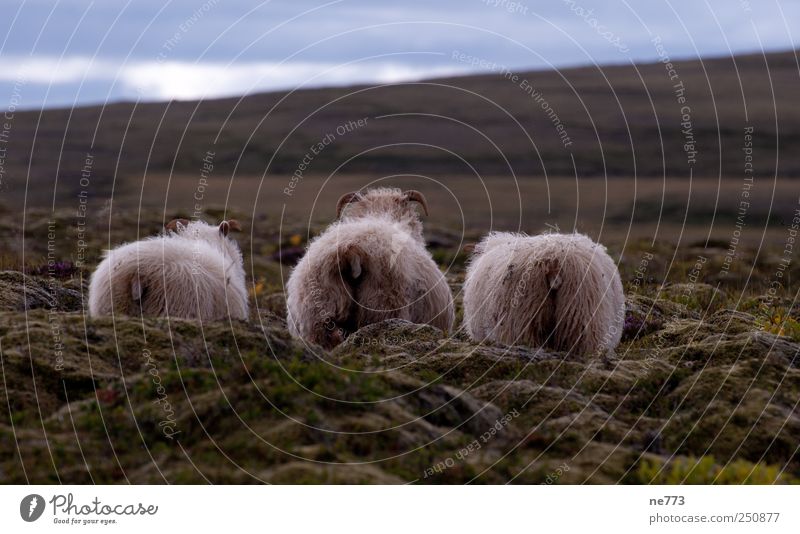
336 188 428 238
165 218 245 264
165 218 242 236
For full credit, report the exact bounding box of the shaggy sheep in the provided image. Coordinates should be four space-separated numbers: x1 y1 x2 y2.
286 188 455 348
463 232 624 354
88 219 248 321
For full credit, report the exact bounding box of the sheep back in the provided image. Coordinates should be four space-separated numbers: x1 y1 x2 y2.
88 237 248 321
463 232 624 354
286 218 454 348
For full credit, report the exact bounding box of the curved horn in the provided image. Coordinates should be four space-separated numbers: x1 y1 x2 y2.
226 219 243 232
404 190 428 216
165 218 190 232
336 192 362 218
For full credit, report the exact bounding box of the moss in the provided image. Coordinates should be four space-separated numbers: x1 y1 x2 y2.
1 234 799 484
636 455 796 484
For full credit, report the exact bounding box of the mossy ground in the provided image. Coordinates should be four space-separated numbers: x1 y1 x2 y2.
0 208 798 483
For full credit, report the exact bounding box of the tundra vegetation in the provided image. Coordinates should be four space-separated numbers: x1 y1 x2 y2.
0 206 798 484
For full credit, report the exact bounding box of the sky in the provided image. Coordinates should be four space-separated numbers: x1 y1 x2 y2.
1 0 797 109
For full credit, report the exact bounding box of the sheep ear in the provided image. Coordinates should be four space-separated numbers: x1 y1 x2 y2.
403 190 428 216
219 219 242 236
336 192 362 218
165 218 190 233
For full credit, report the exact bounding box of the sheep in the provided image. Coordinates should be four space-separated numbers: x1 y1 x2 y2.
463 232 624 355
286 187 455 348
88 218 248 321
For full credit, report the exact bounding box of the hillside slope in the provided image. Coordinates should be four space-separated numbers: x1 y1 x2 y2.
0 209 798 484
2 51 799 208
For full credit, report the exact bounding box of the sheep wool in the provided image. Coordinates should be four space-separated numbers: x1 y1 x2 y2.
286 188 455 348
463 232 624 355
88 219 248 321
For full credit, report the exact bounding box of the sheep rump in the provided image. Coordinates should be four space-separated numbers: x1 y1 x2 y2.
463 232 624 354
286 188 454 348
88 220 248 321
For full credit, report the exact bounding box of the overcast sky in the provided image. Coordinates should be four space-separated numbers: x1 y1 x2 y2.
1 0 797 109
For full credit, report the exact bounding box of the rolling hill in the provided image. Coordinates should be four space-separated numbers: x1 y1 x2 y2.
2 49 798 211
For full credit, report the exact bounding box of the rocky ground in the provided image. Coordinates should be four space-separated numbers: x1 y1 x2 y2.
0 208 798 483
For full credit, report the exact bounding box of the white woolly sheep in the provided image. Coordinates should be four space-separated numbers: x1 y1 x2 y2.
286 188 455 348
88 219 248 321
463 232 624 355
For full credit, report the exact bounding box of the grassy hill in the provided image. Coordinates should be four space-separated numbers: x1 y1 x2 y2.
1 50 799 484
2 50 799 211
0 207 798 483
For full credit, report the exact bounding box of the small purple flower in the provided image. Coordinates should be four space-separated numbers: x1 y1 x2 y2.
33 260 77 279
623 313 645 340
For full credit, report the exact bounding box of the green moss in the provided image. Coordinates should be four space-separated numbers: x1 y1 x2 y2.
636 456 796 484
1 233 799 484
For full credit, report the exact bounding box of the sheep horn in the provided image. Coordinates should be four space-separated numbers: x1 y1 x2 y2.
336 192 362 218
165 218 190 232
404 190 428 216
226 219 243 232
